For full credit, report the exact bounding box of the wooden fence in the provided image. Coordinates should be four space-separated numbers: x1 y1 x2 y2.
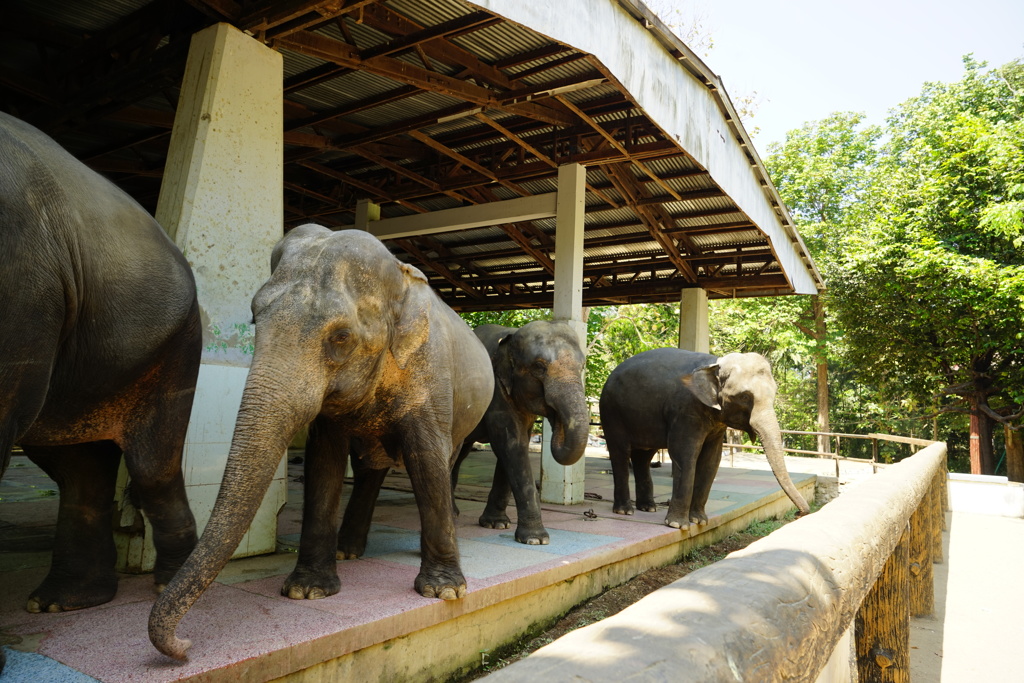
485 437 948 682
723 429 938 476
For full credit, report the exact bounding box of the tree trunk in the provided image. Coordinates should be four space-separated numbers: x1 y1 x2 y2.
969 394 996 475
813 296 830 455
1005 425 1024 483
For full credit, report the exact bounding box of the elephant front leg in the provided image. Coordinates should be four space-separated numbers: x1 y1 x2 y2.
666 431 704 530
689 433 725 526
283 417 346 600
491 434 547 545
404 438 466 600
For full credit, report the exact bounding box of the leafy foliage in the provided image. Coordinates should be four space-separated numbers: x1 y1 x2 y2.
772 57 1024 471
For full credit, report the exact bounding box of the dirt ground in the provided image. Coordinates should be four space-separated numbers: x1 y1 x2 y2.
457 518 790 681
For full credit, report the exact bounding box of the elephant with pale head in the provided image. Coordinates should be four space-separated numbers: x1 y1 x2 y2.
600 348 811 530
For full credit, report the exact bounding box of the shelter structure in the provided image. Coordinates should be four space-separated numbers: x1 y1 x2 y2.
1 0 822 551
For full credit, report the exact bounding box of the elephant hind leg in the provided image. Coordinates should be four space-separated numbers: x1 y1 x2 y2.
449 439 474 517
630 448 659 512
337 454 388 561
605 432 635 516
478 460 513 530
118 393 199 588
23 441 121 612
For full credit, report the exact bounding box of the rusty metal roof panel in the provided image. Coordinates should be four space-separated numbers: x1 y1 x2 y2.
1 0 821 310
32 0 152 31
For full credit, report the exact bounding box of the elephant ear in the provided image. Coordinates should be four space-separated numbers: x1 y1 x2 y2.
682 364 722 410
389 262 431 370
493 332 516 397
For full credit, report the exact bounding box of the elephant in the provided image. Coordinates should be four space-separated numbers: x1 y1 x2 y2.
0 112 200 620
599 348 810 530
449 321 589 545
148 225 494 660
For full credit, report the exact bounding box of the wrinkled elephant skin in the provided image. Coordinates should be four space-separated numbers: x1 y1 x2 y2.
0 112 200 632
451 322 588 545
148 226 493 661
600 348 810 530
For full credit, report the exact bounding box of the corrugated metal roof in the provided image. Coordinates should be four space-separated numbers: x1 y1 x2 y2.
1 0 822 309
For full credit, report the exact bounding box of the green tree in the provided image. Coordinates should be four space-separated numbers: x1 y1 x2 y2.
831 57 1024 474
757 113 882 452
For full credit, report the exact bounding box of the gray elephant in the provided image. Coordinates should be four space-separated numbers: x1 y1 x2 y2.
148 226 494 660
600 348 810 530
0 112 200 625
450 322 589 545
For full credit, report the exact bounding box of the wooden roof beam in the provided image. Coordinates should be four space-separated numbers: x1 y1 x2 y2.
406 129 530 196
276 31 577 127
602 162 697 282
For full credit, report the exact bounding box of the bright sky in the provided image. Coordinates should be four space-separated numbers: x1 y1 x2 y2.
659 0 1024 152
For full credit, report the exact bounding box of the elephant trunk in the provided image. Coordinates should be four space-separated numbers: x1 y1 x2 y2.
148 361 319 660
546 378 589 466
750 407 811 515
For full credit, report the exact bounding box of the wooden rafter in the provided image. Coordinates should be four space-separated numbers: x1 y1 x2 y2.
276 31 576 127
602 162 698 282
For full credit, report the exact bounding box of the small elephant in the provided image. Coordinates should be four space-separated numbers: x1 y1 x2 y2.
149 226 494 660
0 113 200 620
451 322 589 545
600 348 810 530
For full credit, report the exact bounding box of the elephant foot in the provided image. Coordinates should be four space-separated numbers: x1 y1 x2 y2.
635 499 658 513
336 550 362 560
282 565 340 600
664 511 692 531
612 501 635 515
27 574 118 613
336 532 367 560
689 510 709 526
514 524 550 546
415 567 467 601
478 511 511 530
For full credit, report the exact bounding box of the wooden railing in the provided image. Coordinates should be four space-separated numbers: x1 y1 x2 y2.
485 436 948 682
723 429 938 476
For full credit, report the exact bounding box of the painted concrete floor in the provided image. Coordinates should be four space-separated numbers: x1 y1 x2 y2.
0 449 813 682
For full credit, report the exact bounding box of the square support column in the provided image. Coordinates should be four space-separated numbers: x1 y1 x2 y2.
355 199 380 231
678 288 710 353
542 163 587 505
114 23 286 572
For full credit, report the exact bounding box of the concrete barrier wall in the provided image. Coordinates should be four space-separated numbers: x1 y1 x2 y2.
484 442 947 682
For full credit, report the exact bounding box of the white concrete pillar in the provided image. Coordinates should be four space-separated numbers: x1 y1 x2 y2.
541 163 587 505
678 288 710 353
114 23 285 571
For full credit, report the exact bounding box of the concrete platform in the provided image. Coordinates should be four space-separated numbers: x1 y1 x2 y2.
0 449 815 682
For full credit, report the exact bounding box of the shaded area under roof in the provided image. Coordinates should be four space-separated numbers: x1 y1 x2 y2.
0 0 823 311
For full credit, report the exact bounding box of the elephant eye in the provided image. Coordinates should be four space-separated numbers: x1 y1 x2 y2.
329 329 351 345
530 359 548 375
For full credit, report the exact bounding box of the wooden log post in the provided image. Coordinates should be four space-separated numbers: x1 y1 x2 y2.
908 493 934 617
856 524 911 683
930 470 944 563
